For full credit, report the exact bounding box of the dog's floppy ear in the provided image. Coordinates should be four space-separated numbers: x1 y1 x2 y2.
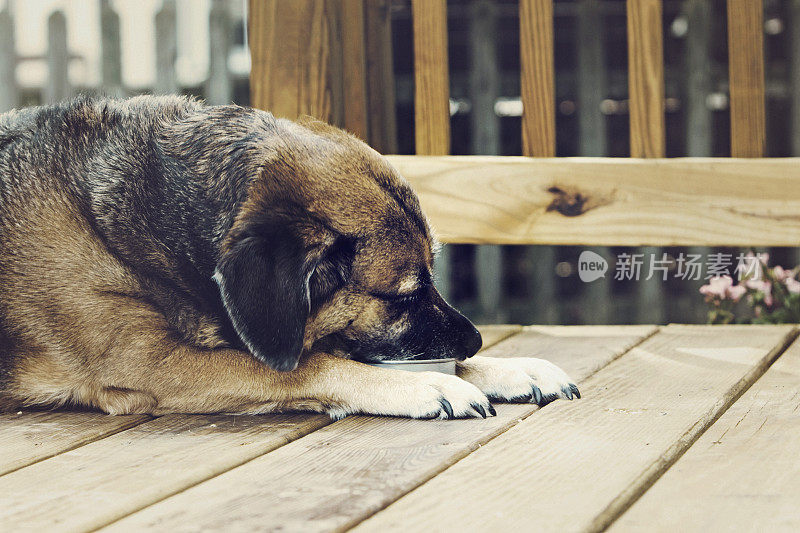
213 224 313 372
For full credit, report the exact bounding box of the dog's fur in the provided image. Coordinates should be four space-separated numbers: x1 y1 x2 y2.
0 96 577 419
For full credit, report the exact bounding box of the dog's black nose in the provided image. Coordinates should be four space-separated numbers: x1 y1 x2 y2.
461 327 482 358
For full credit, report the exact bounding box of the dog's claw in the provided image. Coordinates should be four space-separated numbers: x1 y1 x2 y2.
570 384 581 399
532 385 543 405
440 398 454 419
472 403 487 418
563 387 574 400
487 404 496 416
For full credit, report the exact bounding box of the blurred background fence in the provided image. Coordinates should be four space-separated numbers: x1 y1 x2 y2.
0 0 798 325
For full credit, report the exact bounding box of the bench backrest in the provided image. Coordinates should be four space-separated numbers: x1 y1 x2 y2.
248 0 800 247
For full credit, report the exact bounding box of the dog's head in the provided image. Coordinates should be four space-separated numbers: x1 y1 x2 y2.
213 116 481 371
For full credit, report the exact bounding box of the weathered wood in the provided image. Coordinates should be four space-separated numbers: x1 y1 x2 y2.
727 0 765 157
354 325 796 532
792 0 800 157
685 0 712 157
577 0 607 157
627 0 665 157
470 0 503 322
363 0 398 154
341 0 369 140
154 0 178 95
0 5 19 112
385 156 800 246
475 324 522 348
0 411 150 477
100 0 123 98
412 0 450 155
519 0 556 157
0 414 331 531
248 0 342 124
45 11 69 104
613 336 800 531
206 0 232 105
99 327 655 532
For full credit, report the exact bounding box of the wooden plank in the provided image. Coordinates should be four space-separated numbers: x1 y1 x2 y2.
100 0 123 98
341 0 369 140
727 0 765 158
0 411 149 476
519 0 556 157
205 0 232 105
0 326 514 531
45 11 69 104
248 0 343 123
613 336 800 531
685 0 712 157
475 324 522 348
627 0 665 157
384 156 800 246
412 0 450 155
99 327 655 532
0 4 19 112
353 325 797 532
154 0 178 95
363 0 398 154
577 0 607 157
0 414 330 531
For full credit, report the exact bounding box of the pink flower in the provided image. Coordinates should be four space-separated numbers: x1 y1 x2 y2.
700 276 733 299
727 284 747 302
772 266 791 282
744 278 773 306
786 277 800 295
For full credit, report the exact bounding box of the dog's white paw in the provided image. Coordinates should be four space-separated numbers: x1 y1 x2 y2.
457 355 580 406
329 370 495 420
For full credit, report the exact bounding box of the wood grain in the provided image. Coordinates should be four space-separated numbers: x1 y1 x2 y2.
727 0 766 158
353 325 797 532
385 155 800 246
412 0 450 155
476 324 523 348
0 414 330 531
248 0 342 123
100 327 655 532
341 0 369 140
612 336 800 531
627 0 665 157
520 0 556 157
0 411 149 476
364 0 398 154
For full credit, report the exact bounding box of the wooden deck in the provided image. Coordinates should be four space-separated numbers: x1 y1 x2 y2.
1 324 798 532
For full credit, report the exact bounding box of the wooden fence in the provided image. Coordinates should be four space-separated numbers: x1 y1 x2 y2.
248 0 800 325
0 0 245 112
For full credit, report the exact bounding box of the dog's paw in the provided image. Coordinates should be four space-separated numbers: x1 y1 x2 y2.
329 370 495 420
457 356 579 407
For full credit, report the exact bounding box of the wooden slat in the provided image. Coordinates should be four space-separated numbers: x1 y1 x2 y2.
475 324 523 347
727 0 766 158
363 0 398 154
341 0 369 140
412 0 450 155
0 5 18 112
0 326 513 531
45 11 69 104
99 327 655 532
205 0 232 105
627 0 665 157
248 0 342 123
612 336 800 531
353 325 797 532
385 156 800 246
0 414 330 531
154 0 178 96
520 0 556 157
0 412 149 476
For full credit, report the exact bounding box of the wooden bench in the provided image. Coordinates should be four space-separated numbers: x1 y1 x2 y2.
3 1 800 531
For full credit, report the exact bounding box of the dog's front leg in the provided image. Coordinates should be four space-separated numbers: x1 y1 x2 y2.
456 356 580 406
121 348 495 419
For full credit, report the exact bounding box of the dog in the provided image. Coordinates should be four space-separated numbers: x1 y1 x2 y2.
0 95 578 419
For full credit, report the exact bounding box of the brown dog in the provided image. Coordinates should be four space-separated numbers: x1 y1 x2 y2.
0 95 577 419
